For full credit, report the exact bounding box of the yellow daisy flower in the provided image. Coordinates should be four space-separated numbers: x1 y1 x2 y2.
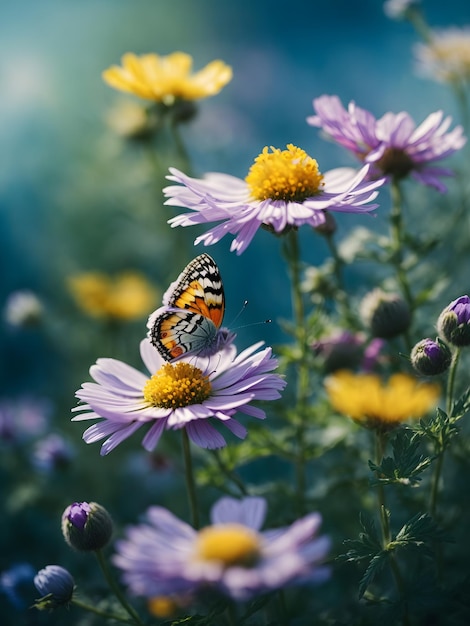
102 52 232 105
68 272 158 321
325 370 440 429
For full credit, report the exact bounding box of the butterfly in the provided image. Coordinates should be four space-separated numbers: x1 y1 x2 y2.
147 253 233 361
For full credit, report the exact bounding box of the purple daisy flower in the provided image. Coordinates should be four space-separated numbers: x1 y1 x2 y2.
307 95 466 192
164 143 384 255
72 339 285 454
113 496 330 601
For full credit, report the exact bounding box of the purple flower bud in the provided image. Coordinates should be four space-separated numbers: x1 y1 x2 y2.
437 295 470 347
62 502 113 551
312 331 363 373
410 338 452 376
66 502 91 530
33 565 74 609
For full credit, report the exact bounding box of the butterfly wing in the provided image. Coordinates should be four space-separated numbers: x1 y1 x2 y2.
164 253 225 329
148 308 218 361
148 254 225 361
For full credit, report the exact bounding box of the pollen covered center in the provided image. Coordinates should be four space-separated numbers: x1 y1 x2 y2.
195 523 262 568
143 363 212 408
245 144 324 202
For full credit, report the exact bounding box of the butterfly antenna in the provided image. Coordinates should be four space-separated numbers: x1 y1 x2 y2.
226 300 249 327
227 300 272 332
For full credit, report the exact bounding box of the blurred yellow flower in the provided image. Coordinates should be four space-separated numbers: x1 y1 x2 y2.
415 27 470 83
102 52 233 105
325 370 439 429
147 596 179 618
68 272 158 321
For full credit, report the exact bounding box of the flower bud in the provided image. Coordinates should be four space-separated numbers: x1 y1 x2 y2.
360 289 411 339
33 565 74 609
437 295 470 347
62 502 113 551
410 338 452 376
312 331 363 373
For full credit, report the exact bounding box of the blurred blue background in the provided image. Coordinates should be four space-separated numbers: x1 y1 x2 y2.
1 1 469 621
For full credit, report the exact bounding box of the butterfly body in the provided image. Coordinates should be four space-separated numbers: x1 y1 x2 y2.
148 254 231 361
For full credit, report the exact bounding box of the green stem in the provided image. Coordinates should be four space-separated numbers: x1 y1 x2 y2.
325 233 358 329
283 230 310 515
71 597 136 624
406 6 433 42
374 430 410 626
429 348 460 518
451 80 470 132
389 180 414 313
277 589 289 623
170 119 192 173
429 452 444 520
182 429 200 529
446 348 460 418
375 430 391 543
95 549 144 626
211 450 248 496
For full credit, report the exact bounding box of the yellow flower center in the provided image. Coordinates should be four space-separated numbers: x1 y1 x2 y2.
148 596 179 618
194 524 262 568
245 144 324 202
143 363 212 408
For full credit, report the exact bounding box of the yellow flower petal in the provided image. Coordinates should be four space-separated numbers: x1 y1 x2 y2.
102 51 232 103
325 370 440 428
68 271 158 321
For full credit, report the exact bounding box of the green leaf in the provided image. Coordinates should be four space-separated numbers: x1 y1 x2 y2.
388 513 449 559
368 429 432 486
339 514 382 563
414 407 460 454
450 386 470 420
358 551 389 599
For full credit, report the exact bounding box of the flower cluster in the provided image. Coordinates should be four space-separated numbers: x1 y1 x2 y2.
18 14 470 624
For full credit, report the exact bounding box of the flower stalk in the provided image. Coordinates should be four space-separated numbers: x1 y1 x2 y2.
182 429 200 529
324 232 358 329
429 347 461 518
374 429 410 626
71 597 136 625
95 548 144 626
389 180 414 313
283 230 310 515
